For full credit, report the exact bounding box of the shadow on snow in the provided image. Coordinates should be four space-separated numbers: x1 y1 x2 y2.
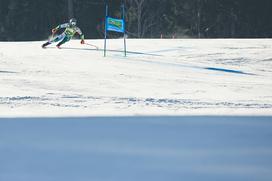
0 70 17 74
44 47 255 75
46 46 162 57
205 67 256 75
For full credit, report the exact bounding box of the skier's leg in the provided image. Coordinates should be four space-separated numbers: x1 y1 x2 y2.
42 34 65 48
56 36 71 48
50 34 66 43
42 42 51 48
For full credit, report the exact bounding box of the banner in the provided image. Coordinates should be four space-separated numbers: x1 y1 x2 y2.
106 17 125 33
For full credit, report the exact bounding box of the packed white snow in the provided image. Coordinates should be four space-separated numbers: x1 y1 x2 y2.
0 39 272 116
1 39 272 180
1 116 272 181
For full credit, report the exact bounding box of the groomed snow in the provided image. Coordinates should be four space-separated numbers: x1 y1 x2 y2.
1 116 272 181
1 39 272 180
0 39 272 116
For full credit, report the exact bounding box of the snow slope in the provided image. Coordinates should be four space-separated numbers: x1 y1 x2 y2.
1 116 272 181
1 39 272 181
0 39 272 116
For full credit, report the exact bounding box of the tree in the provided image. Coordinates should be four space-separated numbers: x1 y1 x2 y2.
126 0 169 38
126 0 145 37
1 0 272 40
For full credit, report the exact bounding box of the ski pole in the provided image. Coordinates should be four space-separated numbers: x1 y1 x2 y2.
84 42 99 50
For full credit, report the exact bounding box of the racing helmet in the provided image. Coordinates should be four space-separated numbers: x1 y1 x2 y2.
69 18 77 26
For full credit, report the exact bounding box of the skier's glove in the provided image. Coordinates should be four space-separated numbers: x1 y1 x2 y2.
52 28 57 34
80 39 85 44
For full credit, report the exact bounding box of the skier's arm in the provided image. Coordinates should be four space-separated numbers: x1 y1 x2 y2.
52 23 69 34
80 34 85 44
76 27 85 44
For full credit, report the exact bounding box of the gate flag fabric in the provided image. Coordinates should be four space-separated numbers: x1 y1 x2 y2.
104 1 126 57
106 17 125 33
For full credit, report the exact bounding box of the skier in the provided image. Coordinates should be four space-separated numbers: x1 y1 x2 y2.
42 18 85 48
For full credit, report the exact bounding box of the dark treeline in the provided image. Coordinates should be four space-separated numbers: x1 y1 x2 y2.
0 0 271 41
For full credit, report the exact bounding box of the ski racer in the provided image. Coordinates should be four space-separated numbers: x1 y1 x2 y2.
42 18 85 48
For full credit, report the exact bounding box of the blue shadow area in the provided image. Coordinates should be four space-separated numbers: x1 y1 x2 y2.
0 70 17 74
147 47 183 54
205 67 255 75
46 47 162 57
0 116 271 181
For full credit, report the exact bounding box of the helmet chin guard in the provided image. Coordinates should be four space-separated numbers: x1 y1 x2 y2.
69 18 77 26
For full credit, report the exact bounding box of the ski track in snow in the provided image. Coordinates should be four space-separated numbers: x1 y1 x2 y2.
1 95 272 110
1 39 272 116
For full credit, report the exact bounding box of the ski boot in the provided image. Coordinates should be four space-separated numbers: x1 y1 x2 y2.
56 42 64 49
42 42 51 48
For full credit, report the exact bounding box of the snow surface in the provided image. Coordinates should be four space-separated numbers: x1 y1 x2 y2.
1 39 272 180
1 116 272 181
1 39 272 116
